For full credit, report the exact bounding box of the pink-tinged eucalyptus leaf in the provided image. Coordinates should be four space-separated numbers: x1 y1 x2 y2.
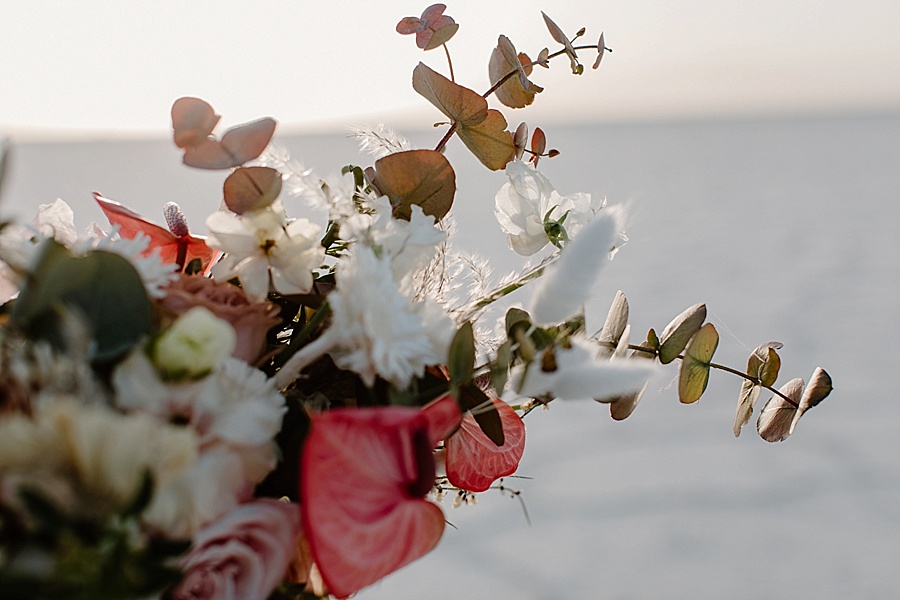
223 166 282 215
94 192 214 270
597 290 629 359
677 323 719 404
757 378 804 442
530 127 547 161
540 12 582 74
592 32 607 69
412 62 488 126
182 117 276 170
789 367 833 435
514 122 529 159
370 149 456 220
396 4 457 49
456 109 516 171
489 35 543 109
300 407 445 599
537 48 550 67
424 22 459 50
445 396 525 492
658 303 707 364
171 97 221 149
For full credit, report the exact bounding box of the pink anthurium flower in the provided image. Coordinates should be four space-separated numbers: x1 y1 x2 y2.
300 398 459 598
445 395 526 492
94 192 214 272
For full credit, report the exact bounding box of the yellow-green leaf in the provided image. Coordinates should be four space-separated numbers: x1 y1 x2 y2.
678 322 719 404
412 62 487 126
223 166 282 215
456 109 516 171
371 149 456 220
659 303 706 364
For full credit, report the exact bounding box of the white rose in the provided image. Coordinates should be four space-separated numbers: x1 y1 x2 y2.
153 306 236 380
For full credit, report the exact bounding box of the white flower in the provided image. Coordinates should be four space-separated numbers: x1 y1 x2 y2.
113 351 286 493
494 160 603 256
340 196 446 286
153 306 236 380
510 337 657 401
0 398 198 515
274 248 449 389
206 204 325 302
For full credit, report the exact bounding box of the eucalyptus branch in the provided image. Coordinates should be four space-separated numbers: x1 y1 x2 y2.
443 43 455 82
624 343 799 407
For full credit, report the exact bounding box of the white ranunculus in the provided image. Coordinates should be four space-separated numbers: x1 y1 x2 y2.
206 204 325 302
494 160 605 256
153 306 236 380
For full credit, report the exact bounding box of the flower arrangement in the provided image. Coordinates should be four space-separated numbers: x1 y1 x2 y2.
0 5 833 600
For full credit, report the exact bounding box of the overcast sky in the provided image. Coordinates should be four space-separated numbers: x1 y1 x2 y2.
1 0 898 136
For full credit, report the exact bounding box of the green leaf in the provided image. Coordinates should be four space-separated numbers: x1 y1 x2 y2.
458 383 504 446
11 241 154 361
677 322 718 404
646 327 660 351
447 321 475 386
658 303 706 364
491 340 512 396
757 347 781 387
505 307 531 335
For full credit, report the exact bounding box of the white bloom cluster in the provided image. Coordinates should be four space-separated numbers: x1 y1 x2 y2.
494 160 605 256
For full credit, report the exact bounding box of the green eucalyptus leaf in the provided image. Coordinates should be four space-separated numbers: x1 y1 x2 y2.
505 307 531 335
12 240 153 361
646 327 660 352
447 321 475 385
758 347 782 387
677 322 718 404
659 303 706 364
491 340 512 396
459 383 504 446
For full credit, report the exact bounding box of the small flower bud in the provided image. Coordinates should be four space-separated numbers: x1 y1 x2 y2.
153 306 236 380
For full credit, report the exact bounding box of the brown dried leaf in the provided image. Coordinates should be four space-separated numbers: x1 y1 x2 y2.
757 378 804 442
592 32 607 69
489 35 543 109
789 367 833 435
456 109 516 171
223 166 283 215
412 62 487 126
514 122 529 159
371 149 456 220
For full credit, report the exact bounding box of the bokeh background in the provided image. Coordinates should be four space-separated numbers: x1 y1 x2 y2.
2 2 899 598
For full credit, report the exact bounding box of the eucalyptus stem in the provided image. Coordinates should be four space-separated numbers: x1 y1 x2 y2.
625 343 799 407
434 42 607 154
443 43 455 82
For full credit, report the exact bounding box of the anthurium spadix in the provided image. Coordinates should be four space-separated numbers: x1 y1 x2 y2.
529 206 625 326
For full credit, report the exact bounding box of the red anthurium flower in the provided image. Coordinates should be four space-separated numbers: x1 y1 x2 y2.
94 192 214 272
300 399 459 599
445 396 526 492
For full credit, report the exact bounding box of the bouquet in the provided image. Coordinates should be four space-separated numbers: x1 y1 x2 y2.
0 5 833 599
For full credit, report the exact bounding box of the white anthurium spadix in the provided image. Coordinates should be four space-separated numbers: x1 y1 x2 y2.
529 206 625 326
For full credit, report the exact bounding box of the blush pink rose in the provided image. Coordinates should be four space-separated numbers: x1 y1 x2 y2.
160 274 280 364
171 499 301 600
